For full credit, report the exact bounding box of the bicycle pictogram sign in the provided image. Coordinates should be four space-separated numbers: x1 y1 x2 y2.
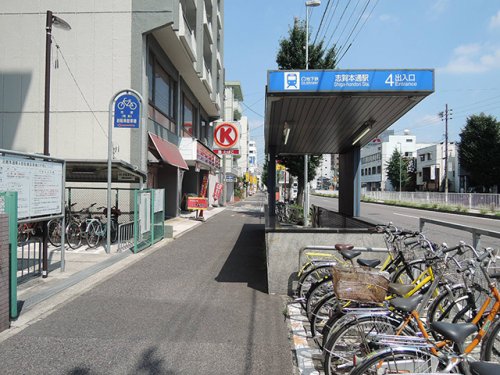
113 92 140 129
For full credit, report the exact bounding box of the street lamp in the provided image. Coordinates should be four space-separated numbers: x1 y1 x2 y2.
44 10 71 156
43 10 71 278
397 142 402 200
304 0 320 226
305 0 321 70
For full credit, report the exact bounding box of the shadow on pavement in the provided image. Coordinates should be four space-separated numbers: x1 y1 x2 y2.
215 224 268 293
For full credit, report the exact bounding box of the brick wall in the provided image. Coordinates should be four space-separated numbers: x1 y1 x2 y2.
0 214 10 332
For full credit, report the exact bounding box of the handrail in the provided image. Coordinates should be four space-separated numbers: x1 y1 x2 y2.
299 245 388 270
419 217 500 250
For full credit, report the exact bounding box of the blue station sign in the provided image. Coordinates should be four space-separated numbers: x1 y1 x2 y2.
113 92 141 128
268 69 434 93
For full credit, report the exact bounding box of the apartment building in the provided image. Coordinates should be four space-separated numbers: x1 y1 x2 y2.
0 1 225 217
416 142 459 192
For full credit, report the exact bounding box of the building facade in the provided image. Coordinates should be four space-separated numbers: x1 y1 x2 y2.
416 142 459 192
0 1 225 217
360 130 430 191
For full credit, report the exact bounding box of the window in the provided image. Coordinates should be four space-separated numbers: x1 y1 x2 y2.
372 166 376 175
427 153 432 160
377 166 381 174
361 169 364 176
406 139 413 142
405 152 412 157
147 53 176 133
182 96 195 137
420 155 425 161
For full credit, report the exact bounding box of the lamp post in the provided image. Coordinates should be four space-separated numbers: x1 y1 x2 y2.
397 142 402 201
304 0 320 226
43 10 71 278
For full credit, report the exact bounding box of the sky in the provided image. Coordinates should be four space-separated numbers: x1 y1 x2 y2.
224 0 500 166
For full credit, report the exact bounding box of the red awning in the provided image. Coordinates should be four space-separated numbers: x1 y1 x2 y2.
148 133 188 170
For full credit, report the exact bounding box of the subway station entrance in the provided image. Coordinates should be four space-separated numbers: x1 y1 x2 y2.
264 69 434 294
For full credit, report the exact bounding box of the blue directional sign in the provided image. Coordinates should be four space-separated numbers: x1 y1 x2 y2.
114 92 141 128
268 69 434 93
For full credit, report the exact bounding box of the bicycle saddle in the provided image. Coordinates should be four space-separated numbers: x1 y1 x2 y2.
387 283 414 296
430 321 477 347
470 361 500 375
389 294 423 313
335 243 354 252
357 258 381 268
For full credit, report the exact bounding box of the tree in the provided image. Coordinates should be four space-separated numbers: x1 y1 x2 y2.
385 149 410 191
459 113 500 191
276 18 336 70
275 18 336 203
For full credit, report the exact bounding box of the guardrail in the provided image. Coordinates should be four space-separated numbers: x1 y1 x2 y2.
117 221 134 252
419 217 500 249
17 238 42 282
363 191 500 212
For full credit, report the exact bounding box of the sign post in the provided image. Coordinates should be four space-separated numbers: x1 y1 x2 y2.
108 89 143 253
213 122 240 206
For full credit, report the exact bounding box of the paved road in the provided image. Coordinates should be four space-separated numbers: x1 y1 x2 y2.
311 195 500 249
0 194 294 375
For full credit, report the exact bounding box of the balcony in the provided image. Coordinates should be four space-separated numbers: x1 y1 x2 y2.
203 3 213 44
178 3 197 62
202 61 213 93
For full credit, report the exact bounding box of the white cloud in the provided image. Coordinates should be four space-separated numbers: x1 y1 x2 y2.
490 10 500 29
439 43 500 74
379 14 398 23
431 0 450 15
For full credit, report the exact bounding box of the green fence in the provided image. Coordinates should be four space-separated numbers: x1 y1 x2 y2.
133 189 165 253
0 191 18 319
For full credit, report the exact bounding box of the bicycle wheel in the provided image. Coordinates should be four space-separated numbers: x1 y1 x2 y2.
480 316 500 362
66 222 82 249
349 347 443 375
427 285 470 324
310 292 337 347
305 276 333 321
86 221 101 248
391 259 427 285
48 219 62 247
297 264 333 308
110 219 118 243
323 315 406 375
18 224 29 244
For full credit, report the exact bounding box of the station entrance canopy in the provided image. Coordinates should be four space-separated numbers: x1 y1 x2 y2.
265 69 434 155
265 69 434 220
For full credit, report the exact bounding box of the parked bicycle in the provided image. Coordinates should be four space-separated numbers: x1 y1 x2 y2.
85 206 121 248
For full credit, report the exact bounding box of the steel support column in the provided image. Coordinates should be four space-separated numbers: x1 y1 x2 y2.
338 146 361 217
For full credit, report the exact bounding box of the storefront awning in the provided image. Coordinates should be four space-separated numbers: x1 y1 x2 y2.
66 159 146 183
148 132 189 170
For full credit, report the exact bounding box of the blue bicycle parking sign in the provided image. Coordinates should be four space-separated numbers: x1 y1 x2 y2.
114 92 141 128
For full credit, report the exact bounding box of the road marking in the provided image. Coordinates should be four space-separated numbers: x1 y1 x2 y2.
393 213 420 219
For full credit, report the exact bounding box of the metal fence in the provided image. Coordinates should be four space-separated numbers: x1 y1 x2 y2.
117 221 134 252
17 238 42 283
362 191 500 212
66 187 135 224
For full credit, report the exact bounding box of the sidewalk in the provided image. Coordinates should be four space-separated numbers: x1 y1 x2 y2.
10 206 225 334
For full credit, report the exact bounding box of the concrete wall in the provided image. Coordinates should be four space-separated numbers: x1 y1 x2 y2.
265 230 387 295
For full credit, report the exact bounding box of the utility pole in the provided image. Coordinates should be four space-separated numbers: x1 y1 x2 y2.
439 105 453 199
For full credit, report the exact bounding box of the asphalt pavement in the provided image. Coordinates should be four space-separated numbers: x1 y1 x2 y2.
0 193 294 375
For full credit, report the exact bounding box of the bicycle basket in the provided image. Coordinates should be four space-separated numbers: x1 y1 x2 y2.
332 267 390 303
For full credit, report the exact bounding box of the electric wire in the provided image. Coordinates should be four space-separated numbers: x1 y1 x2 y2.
332 0 363 55
317 0 341 47
52 36 108 139
336 0 374 65
324 0 352 49
312 0 332 45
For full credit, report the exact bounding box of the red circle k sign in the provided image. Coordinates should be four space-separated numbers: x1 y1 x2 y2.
214 122 239 148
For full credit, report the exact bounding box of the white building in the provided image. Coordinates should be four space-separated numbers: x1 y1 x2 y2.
360 130 430 191
248 140 257 174
0 1 225 218
314 154 332 189
416 142 459 192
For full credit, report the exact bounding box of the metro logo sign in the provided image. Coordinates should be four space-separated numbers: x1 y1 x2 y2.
214 122 239 150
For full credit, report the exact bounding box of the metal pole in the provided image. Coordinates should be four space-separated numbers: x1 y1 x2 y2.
304 155 309 226
107 94 114 254
444 103 449 198
222 155 227 205
305 7 309 70
42 11 53 278
398 142 402 201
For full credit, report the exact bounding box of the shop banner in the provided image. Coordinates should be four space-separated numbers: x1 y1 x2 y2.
213 182 223 201
187 197 208 210
200 175 208 198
